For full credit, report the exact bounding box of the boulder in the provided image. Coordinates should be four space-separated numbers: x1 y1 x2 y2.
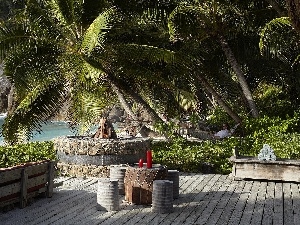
0 73 11 113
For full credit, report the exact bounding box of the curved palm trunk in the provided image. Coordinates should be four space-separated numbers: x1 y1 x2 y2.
108 75 164 123
218 35 259 118
122 87 164 124
109 76 164 137
196 74 242 124
110 82 138 120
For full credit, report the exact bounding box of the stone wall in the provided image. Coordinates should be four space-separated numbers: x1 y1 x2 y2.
53 136 150 178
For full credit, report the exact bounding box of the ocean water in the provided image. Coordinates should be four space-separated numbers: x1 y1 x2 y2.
0 115 77 145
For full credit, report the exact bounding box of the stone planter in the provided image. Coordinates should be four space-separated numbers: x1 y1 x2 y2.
230 156 300 182
53 136 150 178
0 160 56 211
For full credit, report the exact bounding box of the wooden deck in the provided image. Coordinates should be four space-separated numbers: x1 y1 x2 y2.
1 173 300 225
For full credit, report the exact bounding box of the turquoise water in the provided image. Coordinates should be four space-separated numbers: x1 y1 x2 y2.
0 116 77 145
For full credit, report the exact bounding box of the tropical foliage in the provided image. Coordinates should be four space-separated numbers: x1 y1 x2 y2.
152 113 300 174
0 141 56 168
0 0 299 146
0 0 181 143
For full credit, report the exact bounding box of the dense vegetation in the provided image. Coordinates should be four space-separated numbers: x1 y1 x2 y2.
0 0 300 173
152 113 300 174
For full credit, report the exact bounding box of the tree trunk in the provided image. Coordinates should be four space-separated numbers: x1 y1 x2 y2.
109 75 163 124
110 82 138 120
265 0 286 16
196 74 242 124
108 75 164 137
123 87 164 125
218 35 259 118
286 0 300 33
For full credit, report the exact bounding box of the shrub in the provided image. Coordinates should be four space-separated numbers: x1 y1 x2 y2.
0 141 56 168
151 137 235 174
152 114 300 174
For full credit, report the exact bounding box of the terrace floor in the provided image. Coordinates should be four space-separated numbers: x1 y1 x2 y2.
1 173 299 225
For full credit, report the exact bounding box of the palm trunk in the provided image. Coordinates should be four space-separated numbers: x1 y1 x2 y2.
286 0 300 33
109 76 164 137
218 35 259 118
110 82 138 120
108 75 164 124
124 87 164 124
196 74 242 124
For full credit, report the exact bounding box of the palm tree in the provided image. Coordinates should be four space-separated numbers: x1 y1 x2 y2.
259 4 300 109
1 0 196 143
168 0 260 118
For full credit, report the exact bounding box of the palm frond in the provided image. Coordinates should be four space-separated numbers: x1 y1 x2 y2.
47 0 78 27
259 17 294 58
2 81 67 144
69 83 116 134
115 43 176 64
81 7 119 54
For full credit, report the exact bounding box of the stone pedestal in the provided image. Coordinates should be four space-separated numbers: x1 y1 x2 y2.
110 164 128 195
53 137 150 177
96 178 119 211
167 170 180 199
152 180 173 213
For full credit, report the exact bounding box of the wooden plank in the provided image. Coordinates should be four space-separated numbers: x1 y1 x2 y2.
231 157 300 182
205 178 241 225
291 183 300 224
63 196 125 225
226 180 253 225
250 181 267 225
46 161 55 197
35 189 97 224
0 161 49 184
22 179 99 225
169 174 222 225
214 179 247 225
6 178 98 225
193 175 233 224
283 183 294 225
2 174 299 225
0 188 46 209
273 182 284 225
153 174 216 225
0 173 48 198
20 168 28 208
261 182 275 225
206 179 245 224
238 180 261 224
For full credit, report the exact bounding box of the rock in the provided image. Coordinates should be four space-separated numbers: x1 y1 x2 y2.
0 72 11 113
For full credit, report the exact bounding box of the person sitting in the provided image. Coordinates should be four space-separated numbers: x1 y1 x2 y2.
214 123 231 139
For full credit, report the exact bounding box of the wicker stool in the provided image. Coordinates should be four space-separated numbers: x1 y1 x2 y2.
96 178 119 211
167 170 180 199
110 165 128 195
152 180 173 213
